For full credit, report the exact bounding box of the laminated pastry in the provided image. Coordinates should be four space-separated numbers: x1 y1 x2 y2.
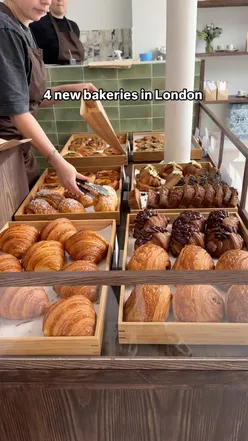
81 172 96 183
95 170 120 182
226 285 248 323
175 211 206 231
35 190 65 209
43 295 96 337
206 210 240 233
128 189 141 210
22 240 64 272
134 226 171 251
167 187 184 209
136 165 161 190
45 172 59 185
95 177 119 190
206 226 244 258
65 229 108 264
215 250 248 270
147 190 160 209
104 147 121 156
25 199 58 215
212 184 224 208
65 150 83 158
40 218 77 245
54 261 99 302
170 221 205 257
94 186 118 212
183 160 202 176
0 224 40 258
190 184 206 208
173 245 215 270
58 198 86 213
173 285 224 322
159 187 170 209
133 209 170 238
127 243 171 270
0 286 49 320
124 285 172 322
159 162 183 179
164 170 183 190
202 183 216 207
64 190 94 208
179 185 196 208
38 184 65 195
0 254 22 272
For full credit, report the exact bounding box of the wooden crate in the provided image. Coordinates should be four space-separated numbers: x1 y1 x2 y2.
60 133 128 166
130 162 238 213
132 132 203 162
15 166 123 224
119 212 248 345
0 218 116 355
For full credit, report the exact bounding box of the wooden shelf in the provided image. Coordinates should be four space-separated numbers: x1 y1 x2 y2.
196 51 248 57
198 0 248 7
204 95 248 104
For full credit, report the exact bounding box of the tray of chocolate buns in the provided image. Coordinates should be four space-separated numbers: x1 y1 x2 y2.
0 218 116 355
128 161 239 213
60 133 129 166
118 209 248 345
15 166 123 224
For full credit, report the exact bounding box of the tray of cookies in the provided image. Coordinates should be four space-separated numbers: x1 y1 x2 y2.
128 161 239 213
60 133 129 166
15 166 123 224
132 132 202 162
0 218 116 355
119 209 248 345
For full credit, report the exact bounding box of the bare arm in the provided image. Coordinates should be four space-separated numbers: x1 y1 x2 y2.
40 82 97 108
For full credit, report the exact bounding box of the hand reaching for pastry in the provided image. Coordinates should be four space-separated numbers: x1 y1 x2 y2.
51 155 88 196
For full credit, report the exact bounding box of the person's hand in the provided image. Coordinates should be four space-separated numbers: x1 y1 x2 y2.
52 156 89 196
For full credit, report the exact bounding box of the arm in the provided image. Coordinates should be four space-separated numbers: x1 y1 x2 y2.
39 82 98 108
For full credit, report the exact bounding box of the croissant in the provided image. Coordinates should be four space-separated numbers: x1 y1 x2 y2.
206 227 244 258
183 161 202 176
170 222 205 257
94 186 118 212
175 211 206 231
127 243 171 270
40 218 77 245
35 190 65 209
124 285 172 322
215 250 248 270
212 184 224 208
173 285 224 322
138 165 161 187
159 162 183 179
0 224 40 258
64 190 94 208
54 261 99 301
0 254 22 272
133 209 170 238
38 184 65 195
58 198 86 213
43 295 96 336
22 240 64 271
65 229 108 264
0 287 49 320
179 185 196 208
207 210 239 233
134 226 171 251
173 245 214 270
226 285 248 322
159 187 170 208
25 199 58 215
202 184 215 207
167 187 184 209
190 184 205 208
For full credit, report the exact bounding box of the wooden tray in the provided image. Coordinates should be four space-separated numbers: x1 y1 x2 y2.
132 132 203 162
60 133 128 166
0 218 116 355
15 166 123 224
119 212 248 345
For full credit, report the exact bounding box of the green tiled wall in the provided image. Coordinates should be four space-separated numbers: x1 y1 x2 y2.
36 61 201 171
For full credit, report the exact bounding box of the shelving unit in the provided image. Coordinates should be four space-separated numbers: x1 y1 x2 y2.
204 95 248 104
198 0 248 7
196 51 248 57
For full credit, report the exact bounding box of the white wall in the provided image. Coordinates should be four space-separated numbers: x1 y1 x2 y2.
67 0 132 30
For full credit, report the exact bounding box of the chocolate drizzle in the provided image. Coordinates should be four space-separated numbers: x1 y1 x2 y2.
135 226 169 249
133 209 158 238
171 221 200 245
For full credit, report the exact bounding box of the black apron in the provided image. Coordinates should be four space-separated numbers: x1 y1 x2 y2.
49 12 84 63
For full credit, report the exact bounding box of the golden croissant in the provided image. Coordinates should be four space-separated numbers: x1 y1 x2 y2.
43 295 96 336
64 190 94 208
124 285 172 322
127 243 171 270
94 186 118 212
0 287 49 320
0 224 40 259
65 230 108 264
22 240 65 271
40 218 77 245
54 261 99 301
173 245 215 270
0 254 22 272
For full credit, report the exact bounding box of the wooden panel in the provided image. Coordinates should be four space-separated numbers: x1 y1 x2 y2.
198 0 248 7
196 51 248 57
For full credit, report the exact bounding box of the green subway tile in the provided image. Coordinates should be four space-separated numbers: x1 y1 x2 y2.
39 121 56 133
152 77 166 90
58 133 72 146
45 67 50 82
120 104 152 119
83 67 117 81
153 118 165 131
153 90 166 104
102 99 119 107
194 76 200 90
118 78 152 93
56 121 88 134
195 61 201 76
120 118 152 132
105 107 120 120
55 108 82 121
89 79 118 91
109 120 120 132
36 108 54 122
53 99 82 108
118 64 152 79
153 104 165 118
120 96 152 106
50 66 84 82
152 63 166 78
51 81 82 87
36 158 49 170
46 133 59 146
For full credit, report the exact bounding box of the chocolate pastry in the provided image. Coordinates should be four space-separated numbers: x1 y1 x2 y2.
206 226 244 258
223 185 232 207
175 211 206 231
212 184 224 208
168 187 184 209
202 183 215 207
159 187 170 208
138 165 161 187
190 184 205 208
128 189 141 210
170 221 205 257
179 185 196 208
183 160 202 176
229 188 239 208
145 214 170 230
206 210 239 233
147 190 160 209
133 209 170 238
134 226 171 251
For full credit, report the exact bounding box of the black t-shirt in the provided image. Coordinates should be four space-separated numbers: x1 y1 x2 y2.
30 14 80 65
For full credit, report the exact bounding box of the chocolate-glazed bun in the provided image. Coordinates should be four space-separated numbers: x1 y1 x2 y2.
170 221 205 257
226 285 248 322
207 210 239 233
206 226 244 258
175 211 206 232
134 226 170 251
133 209 158 238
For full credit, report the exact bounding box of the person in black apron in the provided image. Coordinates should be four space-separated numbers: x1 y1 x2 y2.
30 0 84 65
0 1 96 194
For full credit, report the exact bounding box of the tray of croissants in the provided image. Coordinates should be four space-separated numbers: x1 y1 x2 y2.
118 209 248 345
15 166 123 224
0 218 116 355
128 161 239 213
60 133 128 166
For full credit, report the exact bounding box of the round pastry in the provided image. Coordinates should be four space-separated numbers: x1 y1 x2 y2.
0 286 49 320
159 187 170 209
22 240 64 272
202 184 215 207
124 285 172 322
0 224 40 258
127 243 171 270
25 199 58 215
134 226 171 251
173 245 215 270
94 186 118 212
212 184 224 208
45 172 59 185
179 185 196 208
40 218 77 245
82 172 96 183
96 170 120 182
65 229 108 264
64 190 94 208
35 190 65 209
170 222 205 257
147 190 160 209
190 184 205 208
206 226 244 258
95 178 119 190
183 160 202 176
215 250 248 270
58 198 86 213
133 209 170 238
167 187 184 209
159 162 183 179
173 285 224 322
43 295 96 337
0 254 22 272
54 261 99 302
175 211 206 232
226 285 248 322
206 210 239 233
